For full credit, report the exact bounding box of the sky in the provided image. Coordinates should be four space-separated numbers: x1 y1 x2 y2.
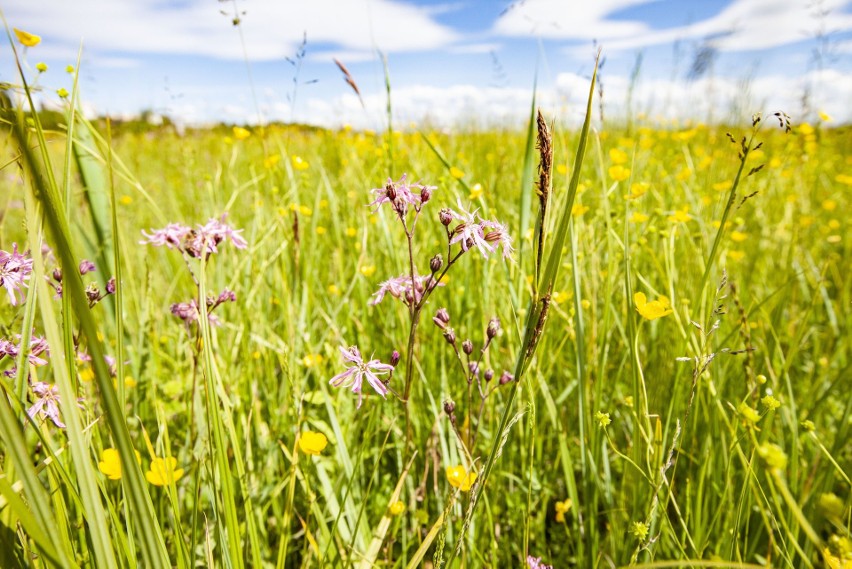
3 0 852 129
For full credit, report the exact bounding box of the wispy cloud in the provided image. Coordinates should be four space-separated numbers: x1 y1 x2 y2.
4 0 459 61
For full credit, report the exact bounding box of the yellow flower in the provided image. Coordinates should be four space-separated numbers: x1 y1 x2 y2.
757 443 787 471
629 211 649 223
468 183 483 200
65 65 75 74
263 154 281 169
345 227 357 237
624 182 648 200
14 28 41 47
298 431 328 455
822 199 838 212
555 498 572 522
316 226 327 235
232 126 251 140
571 203 589 217
668 207 691 223
56 88 69 99
730 230 748 243
634 292 673 320
727 250 745 262
328 284 340 296
445 465 477 492
818 111 832 122
595 411 611 428
608 164 630 182
556 164 568 175
36 62 48 72
835 174 852 186
291 155 309 170
145 457 184 486
98 448 142 480
631 521 650 541
360 265 376 277
449 166 465 179
388 500 406 516
738 402 760 425
301 354 323 368
609 147 628 165
761 394 781 410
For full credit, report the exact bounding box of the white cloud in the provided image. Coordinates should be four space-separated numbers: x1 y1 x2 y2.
3 0 459 61
495 0 852 53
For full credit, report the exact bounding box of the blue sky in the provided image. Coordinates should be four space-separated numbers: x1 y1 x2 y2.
3 0 851 128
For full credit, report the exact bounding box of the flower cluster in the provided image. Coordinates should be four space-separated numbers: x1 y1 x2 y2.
329 346 395 408
369 274 444 306
47 258 116 306
526 555 553 569
141 216 248 258
170 289 236 327
0 244 33 306
0 335 49 378
369 174 435 218
444 201 513 260
27 382 70 428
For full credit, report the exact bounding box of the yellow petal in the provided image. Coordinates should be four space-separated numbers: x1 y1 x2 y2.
14 28 41 47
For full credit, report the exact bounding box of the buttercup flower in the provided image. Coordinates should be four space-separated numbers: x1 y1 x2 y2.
98 448 142 480
388 500 406 516
298 431 328 455
14 28 41 47
329 346 394 408
555 498 572 522
445 465 477 492
232 126 251 140
146 457 185 486
634 292 673 320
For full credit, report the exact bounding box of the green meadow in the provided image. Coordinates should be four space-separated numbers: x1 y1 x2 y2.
1 46 851 569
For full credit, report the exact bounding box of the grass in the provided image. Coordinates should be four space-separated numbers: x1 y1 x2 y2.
0 44 850 569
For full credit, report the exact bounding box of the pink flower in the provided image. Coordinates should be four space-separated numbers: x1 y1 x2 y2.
448 201 491 257
27 382 66 428
481 219 514 260
0 244 33 306
527 556 552 569
369 274 443 306
368 174 436 217
140 223 192 249
141 216 247 257
329 346 394 408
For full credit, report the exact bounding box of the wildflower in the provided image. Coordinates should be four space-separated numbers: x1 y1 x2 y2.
329 346 394 408
468 183 483 200
98 448 142 480
668 207 691 223
291 155 309 170
450 166 465 179
65 65 74 73
572 203 589 217
631 521 650 541
555 498 572 522
389 500 406 516
0 335 49 368
0 244 33 306
36 62 48 72
738 402 761 425
499 371 514 385
232 126 250 140
761 394 781 410
634 292 673 320
13 28 41 47
801 419 815 431
27 382 66 428
57 88 69 99
141 216 247 257
301 354 323 368
448 201 492 257
818 111 832 122
818 493 845 521
368 174 434 218
146 457 185 486
757 443 787 472
359 265 376 277
609 147 628 165
629 211 649 223
298 431 328 455
481 219 514 260
445 465 477 491
369 273 443 306
608 164 630 182
595 410 611 428
79 259 96 274
730 230 748 243
625 182 649 199
526 555 553 569
263 154 281 168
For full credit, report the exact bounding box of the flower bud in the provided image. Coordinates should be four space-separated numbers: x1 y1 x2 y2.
52 268 63 282
443 400 455 415
499 371 514 385
390 350 401 367
420 186 432 203
462 340 473 355
433 307 450 329
439 208 453 226
79 260 96 275
105 277 116 294
484 369 494 382
486 317 501 339
443 328 456 345
85 283 100 303
468 361 479 377
430 254 443 273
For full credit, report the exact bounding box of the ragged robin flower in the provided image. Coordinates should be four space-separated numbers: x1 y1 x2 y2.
0 244 33 306
329 346 394 408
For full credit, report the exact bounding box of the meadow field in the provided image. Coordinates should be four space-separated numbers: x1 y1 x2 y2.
1 47 851 569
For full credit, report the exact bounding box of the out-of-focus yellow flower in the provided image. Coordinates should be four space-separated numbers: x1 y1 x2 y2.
822 199 837 212
818 111 832 122
761 394 781 410
468 183 483 200
730 230 748 242
291 155 309 170
56 88 69 99
630 211 649 223
834 174 852 186
798 123 814 136
360 265 376 277
345 227 357 237
36 62 48 72
625 182 648 200
232 126 251 140
302 354 323 368
328 284 340 296
727 250 745 262
595 411 611 428
609 147 628 165
556 164 568 175
389 500 406 516
757 443 787 471
298 431 328 455
316 226 327 235
555 499 572 522
609 165 630 182
738 402 760 425
445 465 476 491
572 203 589 217
668 207 691 223
264 154 281 169
146 457 185 486
450 166 465 179
631 521 650 541
14 28 41 47
98 448 142 480
634 292 673 320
